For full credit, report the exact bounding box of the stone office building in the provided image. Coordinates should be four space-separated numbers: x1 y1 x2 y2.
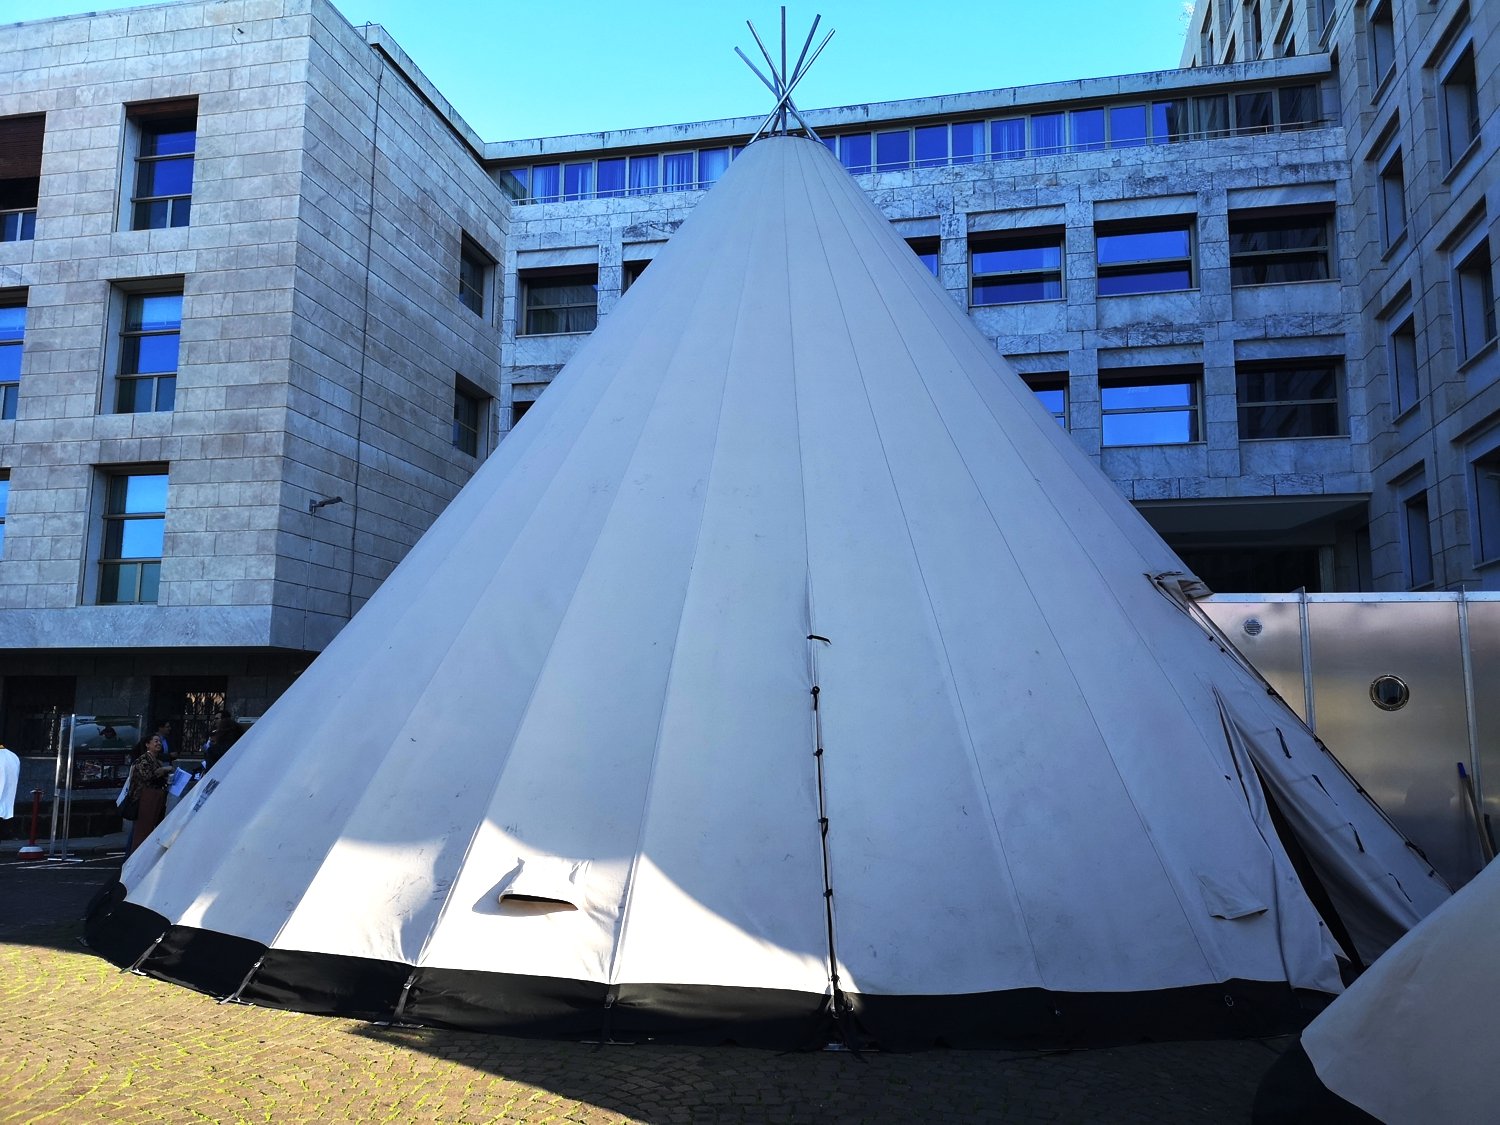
0 0 1496 749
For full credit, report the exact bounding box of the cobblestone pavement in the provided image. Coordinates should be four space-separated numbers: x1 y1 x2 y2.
1 856 1289 1124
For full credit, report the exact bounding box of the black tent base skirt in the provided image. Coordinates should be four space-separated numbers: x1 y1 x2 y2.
85 883 1329 1051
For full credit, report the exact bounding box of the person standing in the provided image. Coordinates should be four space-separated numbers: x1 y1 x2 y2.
125 734 172 856
152 719 174 764
0 741 19 841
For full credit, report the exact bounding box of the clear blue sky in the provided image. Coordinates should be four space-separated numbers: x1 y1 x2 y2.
5 1 1196 140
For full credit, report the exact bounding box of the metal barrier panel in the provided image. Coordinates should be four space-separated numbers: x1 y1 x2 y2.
1471 599 1500 853
1201 599 1308 722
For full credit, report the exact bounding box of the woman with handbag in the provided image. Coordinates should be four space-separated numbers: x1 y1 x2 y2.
124 734 172 856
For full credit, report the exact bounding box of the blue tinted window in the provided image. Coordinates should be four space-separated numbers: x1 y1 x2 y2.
838 133 871 174
972 242 1061 275
821 134 838 156
1109 105 1148 147
596 158 626 198
530 164 560 201
126 293 182 333
0 305 23 342
1032 387 1067 424
990 118 1025 159
1152 100 1189 142
698 147 730 185
914 125 947 167
951 122 984 164
1101 378 1198 445
875 130 910 171
144 127 194 157
563 162 593 200
663 152 695 188
1097 228 1190 265
627 155 658 194
1032 113 1064 155
1071 109 1106 152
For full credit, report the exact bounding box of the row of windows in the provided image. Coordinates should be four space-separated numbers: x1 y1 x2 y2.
0 285 493 461
503 84 1323 204
1401 445 1500 588
1022 360 1343 446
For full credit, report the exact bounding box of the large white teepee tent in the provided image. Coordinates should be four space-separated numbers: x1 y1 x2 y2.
88 136 1447 1049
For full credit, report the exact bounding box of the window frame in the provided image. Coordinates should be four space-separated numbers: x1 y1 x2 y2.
1387 314 1420 418
905 237 939 278
1095 217 1196 297
1098 367 1202 447
1377 147 1407 249
0 291 24 421
1228 206 1335 286
97 467 169 606
1472 445 1500 567
451 376 487 458
458 234 494 318
1367 0 1396 93
115 285 183 415
128 106 197 232
1022 373 1068 428
1439 45 1481 171
970 228 1065 306
518 267 599 337
1401 481 1435 589
1453 236 1496 362
1235 358 1344 440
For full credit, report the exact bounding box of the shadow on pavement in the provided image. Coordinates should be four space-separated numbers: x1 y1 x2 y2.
1 853 120 952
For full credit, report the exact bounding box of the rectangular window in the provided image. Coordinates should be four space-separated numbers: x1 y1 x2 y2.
622 258 651 291
459 235 493 317
1368 1 1396 90
906 237 939 278
1100 368 1201 446
116 288 181 414
837 134 871 175
0 472 9 558
1194 95 1230 139
1024 374 1068 428
1228 208 1333 285
1403 488 1434 588
0 113 44 242
562 161 593 201
970 229 1064 305
1473 449 1500 565
1248 0 1263 56
520 268 598 336
1389 315 1419 416
511 397 534 427
1108 105 1148 148
1379 149 1406 248
99 469 168 605
596 157 626 199
914 125 948 167
663 151 695 189
989 118 1026 160
1454 239 1496 360
530 163 560 202
874 130 910 171
452 378 486 458
698 147 731 185
130 106 196 230
1440 47 1481 168
951 121 984 164
1278 85 1319 129
1070 109 1106 152
1235 91 1275 134
1236 360 1342 439
0 293 24 421
1151 100 1190 143
627 155 658 196
1031 113 1065 156
1096 218 1194 296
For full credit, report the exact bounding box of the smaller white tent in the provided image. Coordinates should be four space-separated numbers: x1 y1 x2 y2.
1300 857 1499 1123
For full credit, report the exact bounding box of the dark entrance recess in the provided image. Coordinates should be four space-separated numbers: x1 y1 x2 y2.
1 675 77 756
149 676 227 762
1176 547 1322 593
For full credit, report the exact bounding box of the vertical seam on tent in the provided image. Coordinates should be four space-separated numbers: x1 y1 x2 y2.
807 145 1221 983
598 178 763 991
798 144 1052 985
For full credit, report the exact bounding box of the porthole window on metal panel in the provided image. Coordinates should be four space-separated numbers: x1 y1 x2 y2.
1370 675 1409 711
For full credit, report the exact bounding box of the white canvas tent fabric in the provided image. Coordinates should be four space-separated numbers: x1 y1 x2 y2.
87 136 1448 1048
1300 857 1499 1123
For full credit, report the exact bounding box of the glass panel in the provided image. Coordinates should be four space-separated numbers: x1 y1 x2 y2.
1239 402 1339 438
169 198 190 228
121 473 168 514
138 560 160 604
838 134 871 174
1032 388 1066 419
124 333 180 375
1102 382 1195 409
1097 228 1190 265
144 127 194 157
120 517 165 558
698 147 730 185
1234 92 1275 133
1103 410 1195 445
0 345 19 381
662 152 695 188
914 125 947 167
1096 268 1193 295
972 277 1063 303
117 377 157 413
1195 95 1230 137
133 291 184 331
563 162 593 200
874 130 910 171
1109 105 1148 148
989 118 1025 160
530 164 560 201
141 156 194 197
627 155 658 194
820 134 838 155
596 158 626 198
1152 99 1190 142
973 242 1061 274
99 562 131 604
916 251 938 276
1031 113 1064 155
133 199 169 228
951 121 983 164
155 374 175 412
1279 85 1318 127
1070 109 1106 152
